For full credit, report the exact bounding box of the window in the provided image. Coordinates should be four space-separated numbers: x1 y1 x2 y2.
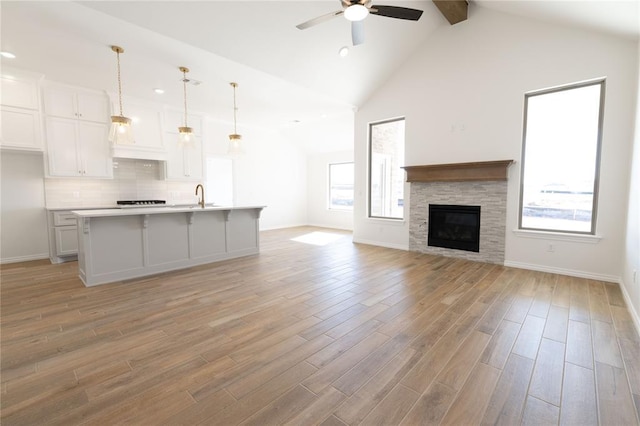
369 118 405 219
519 79 605 234
328 162 354 210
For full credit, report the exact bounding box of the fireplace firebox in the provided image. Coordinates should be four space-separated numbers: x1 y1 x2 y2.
428 204 481 252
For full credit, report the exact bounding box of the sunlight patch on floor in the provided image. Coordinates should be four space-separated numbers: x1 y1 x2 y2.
291 232 345 246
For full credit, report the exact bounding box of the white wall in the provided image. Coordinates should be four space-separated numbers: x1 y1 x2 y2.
307 150 354 231
354 5 638 279
621 43 640 329
202 118 308 230
1 151 49 263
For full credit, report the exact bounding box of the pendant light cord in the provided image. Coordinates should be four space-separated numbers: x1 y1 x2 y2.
232 83 238 134
116 50 124 117
183 70 189 128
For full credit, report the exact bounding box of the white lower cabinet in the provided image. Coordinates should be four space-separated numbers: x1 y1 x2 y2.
54 226 78 256
48 210 79 263
46 117 112 177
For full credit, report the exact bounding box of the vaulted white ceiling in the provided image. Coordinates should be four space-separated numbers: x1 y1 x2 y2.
1 1 637 152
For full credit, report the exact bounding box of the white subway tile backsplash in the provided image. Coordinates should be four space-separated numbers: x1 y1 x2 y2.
45 159 196 208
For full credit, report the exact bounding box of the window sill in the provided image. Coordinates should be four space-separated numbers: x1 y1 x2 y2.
512 229 602 244
367 217 406 226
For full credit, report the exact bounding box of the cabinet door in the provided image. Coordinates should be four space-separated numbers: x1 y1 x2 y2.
164 136 187 179
184 137 203 179
1 76 39 109
46 117 81 176
129 101 164 150
0 106 42 150
164 135 203 180
44 87 77 119
78 122 111 177
76 92 109 123
55 226 78 256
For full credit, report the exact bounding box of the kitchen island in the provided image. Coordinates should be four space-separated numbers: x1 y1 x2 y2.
72 205 265 286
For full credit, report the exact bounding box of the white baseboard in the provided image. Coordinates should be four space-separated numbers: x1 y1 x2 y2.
260 222 308 231
1 253 49 265
618 278 640 338
307 222 353 231
503 260 620 283
352 237 408 251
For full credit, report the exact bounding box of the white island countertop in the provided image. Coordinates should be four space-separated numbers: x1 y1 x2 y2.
72 205 265 218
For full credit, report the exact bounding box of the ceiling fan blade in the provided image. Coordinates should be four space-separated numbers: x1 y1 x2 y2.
370 5 423 20
352 20 364 46
296 10 344 30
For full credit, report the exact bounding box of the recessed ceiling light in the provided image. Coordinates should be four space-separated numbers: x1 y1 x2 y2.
0 51 16 59
339 46 349 58
153 88 165 94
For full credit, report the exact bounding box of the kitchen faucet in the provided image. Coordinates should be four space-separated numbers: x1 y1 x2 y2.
195 184 205 208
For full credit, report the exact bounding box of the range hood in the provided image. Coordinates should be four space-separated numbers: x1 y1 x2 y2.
112 145 167 161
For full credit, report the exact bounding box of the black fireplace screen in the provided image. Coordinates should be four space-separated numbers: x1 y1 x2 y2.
428 204 481 252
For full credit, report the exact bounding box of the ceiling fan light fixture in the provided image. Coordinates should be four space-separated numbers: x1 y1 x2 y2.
108 45 135 145
344 4 369 21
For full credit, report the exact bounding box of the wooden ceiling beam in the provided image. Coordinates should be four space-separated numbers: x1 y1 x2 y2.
432 0 468 25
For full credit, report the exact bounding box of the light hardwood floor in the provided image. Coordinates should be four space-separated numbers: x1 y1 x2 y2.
1 226 639 425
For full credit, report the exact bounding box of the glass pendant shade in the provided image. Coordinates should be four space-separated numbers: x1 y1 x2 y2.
178 126 195 147
109 115 134 145
344 4 369 21
228 133 244 156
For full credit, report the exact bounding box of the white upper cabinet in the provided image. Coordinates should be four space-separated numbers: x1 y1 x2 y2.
44 85 109 123
164 135 203 181
0 69 44 151
46 117 111 178
163 109 203 181
43 83 112 178
1 75 39 109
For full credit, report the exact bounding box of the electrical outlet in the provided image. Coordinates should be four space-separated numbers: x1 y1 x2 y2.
547 243 555 252
72 191 80 198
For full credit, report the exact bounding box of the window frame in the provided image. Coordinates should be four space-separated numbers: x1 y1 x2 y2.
368 117 406 220
518 78 605 235
327 161 354 211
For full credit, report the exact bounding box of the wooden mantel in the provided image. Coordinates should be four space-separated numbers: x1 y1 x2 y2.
403 160 514 183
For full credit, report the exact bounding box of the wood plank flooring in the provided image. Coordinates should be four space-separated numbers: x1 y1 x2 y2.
1 226 639 425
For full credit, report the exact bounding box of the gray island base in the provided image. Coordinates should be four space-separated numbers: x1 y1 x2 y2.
72 206 265 286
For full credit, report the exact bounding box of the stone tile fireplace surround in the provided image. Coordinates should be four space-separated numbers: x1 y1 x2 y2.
405 161 514 264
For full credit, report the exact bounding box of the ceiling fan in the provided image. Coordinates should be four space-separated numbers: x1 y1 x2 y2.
296 0 424 46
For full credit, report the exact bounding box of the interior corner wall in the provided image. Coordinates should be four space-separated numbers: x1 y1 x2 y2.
1 151 49 263
621 41 640 330
307 150 354 231
353 5 638 279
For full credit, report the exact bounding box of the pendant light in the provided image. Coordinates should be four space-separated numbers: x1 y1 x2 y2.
108 45 134 145
178 66 195 147
228 82 244 156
